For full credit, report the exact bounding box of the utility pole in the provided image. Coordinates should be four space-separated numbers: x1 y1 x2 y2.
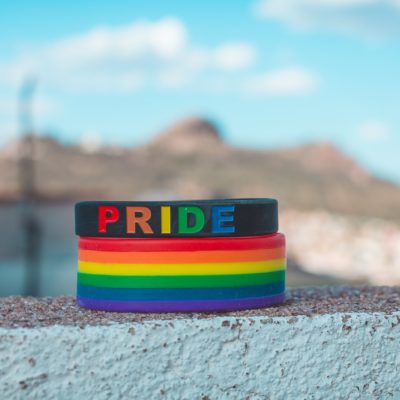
18 77 41 297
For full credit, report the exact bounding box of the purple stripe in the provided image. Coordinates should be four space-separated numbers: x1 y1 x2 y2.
77 293 285 312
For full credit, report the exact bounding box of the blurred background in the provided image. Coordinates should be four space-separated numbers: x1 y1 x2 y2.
0 0 400 296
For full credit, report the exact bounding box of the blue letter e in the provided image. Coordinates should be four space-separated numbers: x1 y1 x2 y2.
212 205 235 234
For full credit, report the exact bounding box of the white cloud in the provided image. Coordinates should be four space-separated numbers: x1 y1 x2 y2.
244 66 319 95
0 17 321 98
357 120 391 142
255 0 400 37
44 18 187 70
214 43 256 70
0 18 256 92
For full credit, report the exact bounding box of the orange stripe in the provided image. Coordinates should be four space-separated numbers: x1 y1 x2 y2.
78 247 285 264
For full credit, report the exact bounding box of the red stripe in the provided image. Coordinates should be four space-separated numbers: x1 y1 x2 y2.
79 233 285 252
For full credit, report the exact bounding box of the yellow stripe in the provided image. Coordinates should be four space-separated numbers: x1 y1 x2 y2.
78 259 286 276
161 206 171 234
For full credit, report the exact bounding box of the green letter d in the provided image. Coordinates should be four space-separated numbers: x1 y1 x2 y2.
178 206 205 234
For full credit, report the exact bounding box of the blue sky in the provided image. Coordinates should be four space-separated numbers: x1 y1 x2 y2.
0 0 400 182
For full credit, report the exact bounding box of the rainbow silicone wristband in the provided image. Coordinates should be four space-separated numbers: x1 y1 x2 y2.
76 233 286 312
75 198 278 238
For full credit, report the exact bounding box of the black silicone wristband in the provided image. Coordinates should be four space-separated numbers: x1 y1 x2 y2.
75 198 278 238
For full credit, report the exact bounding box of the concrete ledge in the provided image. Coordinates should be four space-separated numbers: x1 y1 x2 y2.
1 287 400 399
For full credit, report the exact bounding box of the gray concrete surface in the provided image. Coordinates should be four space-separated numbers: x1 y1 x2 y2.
1 286 400 399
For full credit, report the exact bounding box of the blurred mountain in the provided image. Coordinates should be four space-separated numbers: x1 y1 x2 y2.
1 117 400 221
151 117 223 153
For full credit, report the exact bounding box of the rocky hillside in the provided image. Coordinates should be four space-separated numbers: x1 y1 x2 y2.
1 117 400 221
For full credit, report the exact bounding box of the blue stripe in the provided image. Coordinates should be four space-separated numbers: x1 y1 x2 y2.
77 282 285 301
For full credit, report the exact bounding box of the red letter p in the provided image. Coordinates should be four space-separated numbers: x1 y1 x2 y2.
98 206 120 233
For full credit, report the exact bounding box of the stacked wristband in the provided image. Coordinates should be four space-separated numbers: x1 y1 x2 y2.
75 199 286 312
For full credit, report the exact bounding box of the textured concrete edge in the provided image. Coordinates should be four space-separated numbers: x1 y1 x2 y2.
3 286 400 328
1 310 400 399
2 309 399 332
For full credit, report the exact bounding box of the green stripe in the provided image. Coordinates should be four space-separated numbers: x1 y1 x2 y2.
78 270 285 289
